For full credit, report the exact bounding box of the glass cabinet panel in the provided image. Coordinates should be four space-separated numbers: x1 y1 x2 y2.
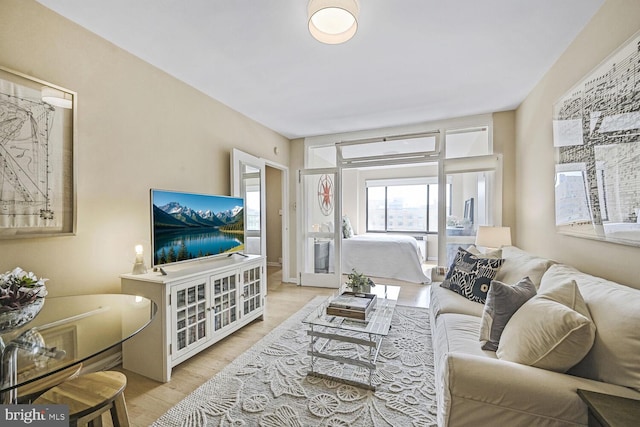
211 271 239 333
242 265 262 316
172 279 208 354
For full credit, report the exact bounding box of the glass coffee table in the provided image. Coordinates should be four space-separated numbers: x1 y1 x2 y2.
302 285 400 390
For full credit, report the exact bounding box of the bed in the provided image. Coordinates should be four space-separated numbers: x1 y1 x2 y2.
323 234 430 284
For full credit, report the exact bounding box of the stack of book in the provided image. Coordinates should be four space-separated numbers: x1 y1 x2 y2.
326 292 377 320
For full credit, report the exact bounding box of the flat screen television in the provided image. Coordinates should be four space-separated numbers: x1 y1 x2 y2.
151 189 245 267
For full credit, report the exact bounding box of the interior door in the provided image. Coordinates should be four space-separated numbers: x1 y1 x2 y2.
439 154 503 265
231 149 266 256
298 168 341 287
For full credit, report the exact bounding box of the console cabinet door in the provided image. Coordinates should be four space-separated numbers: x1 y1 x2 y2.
241 263 263 317
210 270 239 334
171 278 209 360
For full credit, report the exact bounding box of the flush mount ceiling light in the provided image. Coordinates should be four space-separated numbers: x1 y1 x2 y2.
41 86 73 109
308 0 359 44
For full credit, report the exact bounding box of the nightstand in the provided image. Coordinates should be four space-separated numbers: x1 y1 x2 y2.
577 389 640 427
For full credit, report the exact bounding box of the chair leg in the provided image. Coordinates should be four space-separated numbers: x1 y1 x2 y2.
76 404 110 427
87 414 104 427
111 393 130 427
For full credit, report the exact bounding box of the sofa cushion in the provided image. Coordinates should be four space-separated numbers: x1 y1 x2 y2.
440 247 504 304
494 246 555 288
497 279 595 372
479 277 537 351
433 313 498 360
430 284 485 319
541 264 640 391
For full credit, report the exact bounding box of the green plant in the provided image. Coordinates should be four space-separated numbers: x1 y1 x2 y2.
345 269 375 293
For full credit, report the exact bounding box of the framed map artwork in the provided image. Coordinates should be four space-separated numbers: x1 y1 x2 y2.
0 66 76 238
552 30 640 247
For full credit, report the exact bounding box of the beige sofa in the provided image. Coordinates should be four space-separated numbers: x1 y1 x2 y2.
430 246 640 426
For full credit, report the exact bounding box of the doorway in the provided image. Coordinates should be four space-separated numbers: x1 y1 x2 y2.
232 150 291 284
265 165 283 268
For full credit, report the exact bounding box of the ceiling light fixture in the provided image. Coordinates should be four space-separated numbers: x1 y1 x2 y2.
308 0 359 45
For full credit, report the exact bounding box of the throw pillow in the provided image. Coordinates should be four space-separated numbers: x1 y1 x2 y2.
440 247 505 304
496 279 596 372
342 216 354 239
479 277 536 351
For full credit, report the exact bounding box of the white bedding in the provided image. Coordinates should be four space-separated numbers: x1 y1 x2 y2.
330 234 430 284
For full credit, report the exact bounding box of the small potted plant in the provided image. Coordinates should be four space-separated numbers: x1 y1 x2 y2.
345 269 375 294
0 267 48 331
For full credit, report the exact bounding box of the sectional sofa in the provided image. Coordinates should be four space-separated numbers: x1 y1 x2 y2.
429 246 640 426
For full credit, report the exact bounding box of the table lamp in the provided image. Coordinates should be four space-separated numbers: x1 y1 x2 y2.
131 244 148 275
475 226 512 251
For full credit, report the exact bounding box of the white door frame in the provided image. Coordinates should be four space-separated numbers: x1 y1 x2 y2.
231 149 266 257
264 159 292 283
297 167 342 288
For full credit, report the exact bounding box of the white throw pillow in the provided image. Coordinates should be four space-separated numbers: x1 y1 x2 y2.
496 279 595 372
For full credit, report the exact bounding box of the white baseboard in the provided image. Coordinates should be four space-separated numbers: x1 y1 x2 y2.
81 351 122 374
266 261 282 268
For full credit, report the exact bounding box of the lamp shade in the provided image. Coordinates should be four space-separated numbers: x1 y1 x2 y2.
475 226 512 249
308 0 359 44
41 86 73 109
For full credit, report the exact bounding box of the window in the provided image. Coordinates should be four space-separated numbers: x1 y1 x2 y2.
366 179 450 233
446 127 490 159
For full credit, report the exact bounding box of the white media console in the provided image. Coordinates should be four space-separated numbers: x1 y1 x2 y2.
120 254 265 382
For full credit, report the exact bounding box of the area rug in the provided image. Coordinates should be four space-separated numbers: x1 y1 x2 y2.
153 296 437 427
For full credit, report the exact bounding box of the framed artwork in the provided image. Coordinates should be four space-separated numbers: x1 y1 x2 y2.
0 66 76 238
552 30 640 247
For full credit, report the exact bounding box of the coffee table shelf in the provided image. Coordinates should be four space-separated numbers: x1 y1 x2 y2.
302 285 399 390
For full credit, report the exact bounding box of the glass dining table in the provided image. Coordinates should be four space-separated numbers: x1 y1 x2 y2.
0 294 156 404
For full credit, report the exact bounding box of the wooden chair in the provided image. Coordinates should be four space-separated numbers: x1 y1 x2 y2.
34 371 130 427
17 363 83 403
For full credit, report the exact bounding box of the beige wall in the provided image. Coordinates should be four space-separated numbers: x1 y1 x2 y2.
265 166 283 265
493 111 516 236
515 0 640 288
0 0 290 295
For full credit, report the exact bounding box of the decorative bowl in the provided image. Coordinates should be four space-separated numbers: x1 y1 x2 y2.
0 298 45 332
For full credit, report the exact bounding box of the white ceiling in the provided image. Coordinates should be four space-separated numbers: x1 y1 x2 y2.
35 0 604 139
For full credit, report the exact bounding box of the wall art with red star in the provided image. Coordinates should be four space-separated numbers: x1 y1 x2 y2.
317 174 334 216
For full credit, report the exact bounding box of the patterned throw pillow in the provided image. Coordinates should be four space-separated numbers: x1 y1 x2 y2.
342 216 354 238
440 247 505 304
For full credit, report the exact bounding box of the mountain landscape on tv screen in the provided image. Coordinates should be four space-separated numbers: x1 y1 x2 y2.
153 202 244 231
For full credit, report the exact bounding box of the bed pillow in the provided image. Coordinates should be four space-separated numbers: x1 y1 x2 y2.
479 277 536 351
440 247 505 304
497 279 596 372
342 216 354 238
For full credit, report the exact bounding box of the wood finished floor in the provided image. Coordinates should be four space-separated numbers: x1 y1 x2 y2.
114 267 432 427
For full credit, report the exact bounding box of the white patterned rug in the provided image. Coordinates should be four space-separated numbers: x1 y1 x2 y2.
153 296 437 427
